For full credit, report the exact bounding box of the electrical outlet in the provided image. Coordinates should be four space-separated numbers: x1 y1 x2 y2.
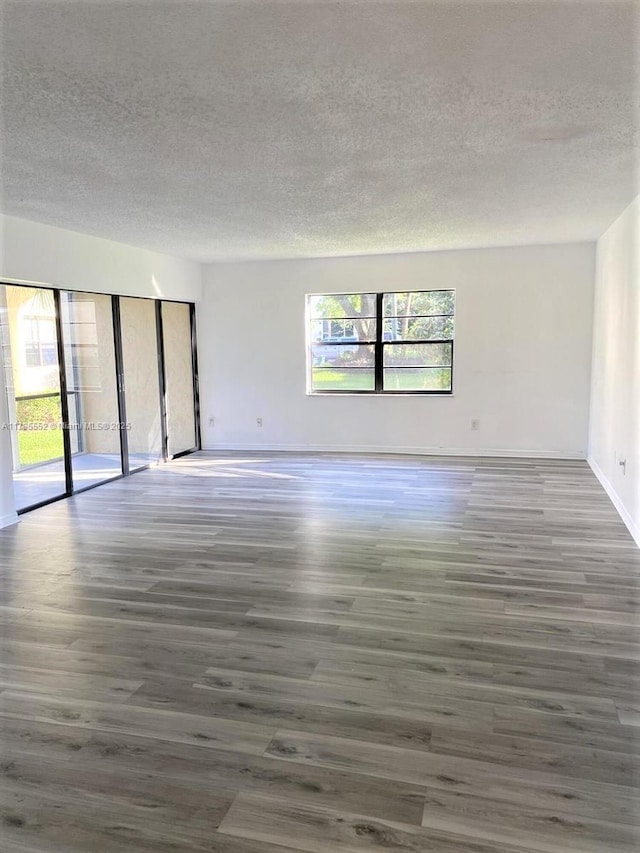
256 417 263 428
471 419 480 431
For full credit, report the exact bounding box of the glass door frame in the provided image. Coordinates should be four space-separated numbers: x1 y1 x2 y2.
53 288 74 500
157 299 202 461
117 293 166 474
0 281 201 514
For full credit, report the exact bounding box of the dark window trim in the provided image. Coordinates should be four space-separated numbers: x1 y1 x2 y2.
308 289 455 396
155 300 169 462
383 313 454 320
312 340 376 347
52 290 74 496
112 295 130 477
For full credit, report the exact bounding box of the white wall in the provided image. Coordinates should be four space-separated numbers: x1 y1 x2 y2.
200 243 595 458
1 215 202 302
588 197 639 546
0 214 202 526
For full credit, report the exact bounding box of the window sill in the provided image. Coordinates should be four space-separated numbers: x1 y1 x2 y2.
307 391 455 397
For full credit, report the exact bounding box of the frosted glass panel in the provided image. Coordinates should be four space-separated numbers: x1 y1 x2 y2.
120 297 162 470
161 301 196 456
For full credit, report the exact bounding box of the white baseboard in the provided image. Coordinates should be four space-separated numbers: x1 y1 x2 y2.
588 456 640 548
202 443 586 460
0 512 19 530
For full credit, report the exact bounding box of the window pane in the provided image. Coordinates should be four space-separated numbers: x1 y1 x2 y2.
120 297 162 470
383 316 454 341
311 343 374 368
383 291 455 317
161 301 196 457
384 342 452 368
311 367 375 392
311 318 357 341
311 317 376 343
308 293 376 319
61 291 122 491
25 345 41 367
384 367 452 392
0 284 66 510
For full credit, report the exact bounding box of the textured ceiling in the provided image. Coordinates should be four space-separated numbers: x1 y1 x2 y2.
1 0 638 262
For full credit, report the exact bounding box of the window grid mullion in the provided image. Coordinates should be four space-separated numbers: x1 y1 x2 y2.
374 293 384 392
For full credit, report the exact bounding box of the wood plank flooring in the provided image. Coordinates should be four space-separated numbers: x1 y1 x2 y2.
0 451 639 852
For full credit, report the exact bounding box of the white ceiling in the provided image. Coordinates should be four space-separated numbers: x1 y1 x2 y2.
1 1 638 262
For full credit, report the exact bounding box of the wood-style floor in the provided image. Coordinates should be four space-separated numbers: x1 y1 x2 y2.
1 451 639 852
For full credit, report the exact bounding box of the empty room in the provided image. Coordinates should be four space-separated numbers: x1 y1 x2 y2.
0 1 639 852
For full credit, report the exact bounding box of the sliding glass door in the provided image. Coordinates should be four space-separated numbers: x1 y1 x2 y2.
0 284 66 510
0 284 200 513
60 291 123 490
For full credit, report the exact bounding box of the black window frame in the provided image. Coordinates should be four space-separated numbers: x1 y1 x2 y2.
308 289 455 396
